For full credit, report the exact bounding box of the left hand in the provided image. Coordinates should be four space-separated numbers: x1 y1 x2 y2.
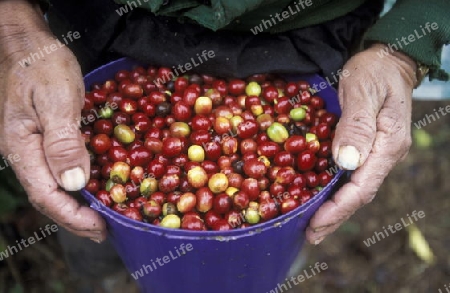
306 43 418 244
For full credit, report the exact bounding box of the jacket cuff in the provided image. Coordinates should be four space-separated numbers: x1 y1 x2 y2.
363 0 450 81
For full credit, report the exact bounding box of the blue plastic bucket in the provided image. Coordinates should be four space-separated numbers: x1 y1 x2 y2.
81 57 346 293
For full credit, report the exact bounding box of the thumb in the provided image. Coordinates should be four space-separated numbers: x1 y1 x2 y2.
36 78 90 191
332 74 383 170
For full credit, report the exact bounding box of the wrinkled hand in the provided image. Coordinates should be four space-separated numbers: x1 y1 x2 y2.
306 44 417 244
0 26 106 242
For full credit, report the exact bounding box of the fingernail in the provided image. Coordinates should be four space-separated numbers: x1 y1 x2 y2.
336 145 360 170
61 167 86 191
314 237 325 245
313 226 326 233
90 238 102 244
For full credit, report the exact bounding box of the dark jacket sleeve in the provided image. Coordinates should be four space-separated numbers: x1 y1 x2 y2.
363 0 450 81
48 0 383 80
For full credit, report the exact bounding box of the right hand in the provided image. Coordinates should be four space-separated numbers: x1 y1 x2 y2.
306 44 416 244
0 18 106 242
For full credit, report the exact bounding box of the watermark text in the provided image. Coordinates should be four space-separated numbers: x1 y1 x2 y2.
363 210 425 247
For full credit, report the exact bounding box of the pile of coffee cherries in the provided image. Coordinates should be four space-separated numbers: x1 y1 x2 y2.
83 65 339 231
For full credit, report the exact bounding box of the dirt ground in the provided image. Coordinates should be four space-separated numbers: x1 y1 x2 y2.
0 100 449 293
295 100 450 293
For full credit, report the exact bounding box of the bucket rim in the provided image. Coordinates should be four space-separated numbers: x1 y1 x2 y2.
82 170 345 240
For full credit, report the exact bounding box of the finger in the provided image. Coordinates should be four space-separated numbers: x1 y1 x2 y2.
306 98 411 244
11 130 106 241
305 153 393 245
33 66 90 191
332 72 384 170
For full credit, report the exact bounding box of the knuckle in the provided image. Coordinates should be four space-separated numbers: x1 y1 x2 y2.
28 193 48 214
374 107 411 159
2 121 35 150
359 193 376 206
44 130 85 159
348 109 375 129
342 181 378 211
54 200 75 222
349 109 376 127
402 135 412 152
26 181 54 203
337 109 376 142
377 107 404 135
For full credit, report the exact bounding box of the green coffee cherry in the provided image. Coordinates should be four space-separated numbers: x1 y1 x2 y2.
267 122 289 143
140 178 158 197
160 214 181 229
245 81 262 96
245 208 261 224
289 108 306 121
114 124 135 144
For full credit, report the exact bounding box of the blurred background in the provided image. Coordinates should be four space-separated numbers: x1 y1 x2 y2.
295 98 450 293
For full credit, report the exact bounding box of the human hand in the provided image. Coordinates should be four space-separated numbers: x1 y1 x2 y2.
0 1 106 242
306 43 417 244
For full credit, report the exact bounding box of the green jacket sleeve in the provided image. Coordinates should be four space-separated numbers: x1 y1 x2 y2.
363 0 450 81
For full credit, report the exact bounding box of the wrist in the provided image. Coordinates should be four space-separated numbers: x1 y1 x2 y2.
389 46 430 89
413 61 429 89
369 43 421 88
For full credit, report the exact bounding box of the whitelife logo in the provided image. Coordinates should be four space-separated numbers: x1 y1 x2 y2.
250 0 313 35
413 105 450 129
288 69 350 107
376 22 439 58
363 210 425 247
18 31 81 68
266 262 328 293
56 102 119 139
0 153 21 171
116 0 149 16
0 224 58 261
152 50 215 87
131 243 193 280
